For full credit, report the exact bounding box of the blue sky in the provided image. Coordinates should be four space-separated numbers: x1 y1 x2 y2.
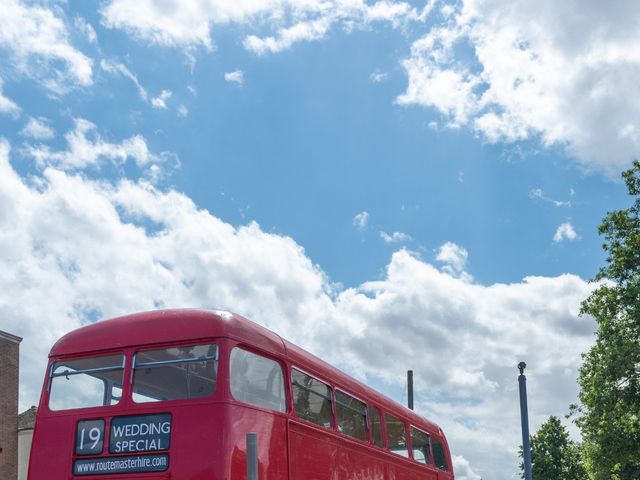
1 1 638 479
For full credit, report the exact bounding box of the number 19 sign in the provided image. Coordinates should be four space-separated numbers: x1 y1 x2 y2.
76 419 105 456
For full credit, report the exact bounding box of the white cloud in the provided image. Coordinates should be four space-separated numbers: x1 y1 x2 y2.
436 241 469 277
22 118 177 177
100 59 148 102
243 17 333 55
177 105 189 117
0 139 597 479
369 70 389 83
100 0 433 55
100 61 177 113
398 0 640 174
224 70 244 86
0 0 93 93
20 117 55 140
529 188 571 207
0 78 20 117
151 89 172 109
74 16 97 44
380 230 412 243
453 455 482 480
353 211 369 230
553 222 578 243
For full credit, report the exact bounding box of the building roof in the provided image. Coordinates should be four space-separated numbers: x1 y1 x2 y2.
18 406 37 431
0 330 22 344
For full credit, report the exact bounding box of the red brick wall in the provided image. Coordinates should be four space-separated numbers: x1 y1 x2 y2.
0 335 20 480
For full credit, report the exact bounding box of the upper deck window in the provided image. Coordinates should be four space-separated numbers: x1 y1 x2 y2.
336 391 367 441
410 426 431 464
432 438 449 471
49 354 124 411
291 369 333 428
385 413 409 457
368 406 384 447
132 344 218 403
230 347 286 412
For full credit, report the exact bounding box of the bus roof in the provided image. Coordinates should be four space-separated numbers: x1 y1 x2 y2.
50 309 287 357
49 309 440 433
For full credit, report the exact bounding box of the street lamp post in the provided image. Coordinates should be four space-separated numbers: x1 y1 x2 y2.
518 362 532 480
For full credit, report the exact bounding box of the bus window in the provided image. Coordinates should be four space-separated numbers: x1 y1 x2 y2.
368 406 384 447
432 437 449 471
385 413 408 457
132 344 218 403
336 391 367 441
49 354 124 411
230 347 286 412
291 369 333 428
410 426 431 464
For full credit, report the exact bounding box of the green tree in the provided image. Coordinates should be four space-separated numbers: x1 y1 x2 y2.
577 160 640 479
520 416 586 480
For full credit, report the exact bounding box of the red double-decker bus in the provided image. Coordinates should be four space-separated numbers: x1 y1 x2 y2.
28 309 454 479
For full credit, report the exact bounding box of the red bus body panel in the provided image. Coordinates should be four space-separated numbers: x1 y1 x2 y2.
29 309 454 480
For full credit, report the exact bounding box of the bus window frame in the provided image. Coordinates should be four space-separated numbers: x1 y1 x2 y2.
228 343 290 415
367 404 385 448
131 341 220 404
409 425 433 466
334 388 369 444
383 411 410 458
290 366 335 430
430 435 450 472
47 353 127 411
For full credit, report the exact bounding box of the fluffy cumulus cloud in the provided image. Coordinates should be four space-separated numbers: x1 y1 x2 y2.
22 118 178 176
151 89 172 109
20 117 55 140
380 230 412 243
0 0 93 93
0 78 20 117
436 241 469 276
100 0 434 54
353 211 369 230
398 0 640 174
332 252 595 478
453 456 482 480
0 134 596 479
553 222 578 243
224 70 244 86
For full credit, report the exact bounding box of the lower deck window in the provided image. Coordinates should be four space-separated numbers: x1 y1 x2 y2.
291 369 333 428
230 347 286 412
132 344 218 402
49 354 124 410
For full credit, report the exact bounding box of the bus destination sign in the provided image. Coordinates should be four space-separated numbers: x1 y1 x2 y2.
109 413 172 454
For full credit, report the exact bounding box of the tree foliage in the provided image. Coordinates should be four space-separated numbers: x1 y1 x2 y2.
577 160 640 479
521 416 586 480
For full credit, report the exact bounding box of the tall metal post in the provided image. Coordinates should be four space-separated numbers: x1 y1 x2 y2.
246 432 258 480
407 370 414 410
518 362 532 480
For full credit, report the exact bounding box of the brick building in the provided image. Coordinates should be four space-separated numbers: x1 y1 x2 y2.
0 329 22 480
18 406 36 480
